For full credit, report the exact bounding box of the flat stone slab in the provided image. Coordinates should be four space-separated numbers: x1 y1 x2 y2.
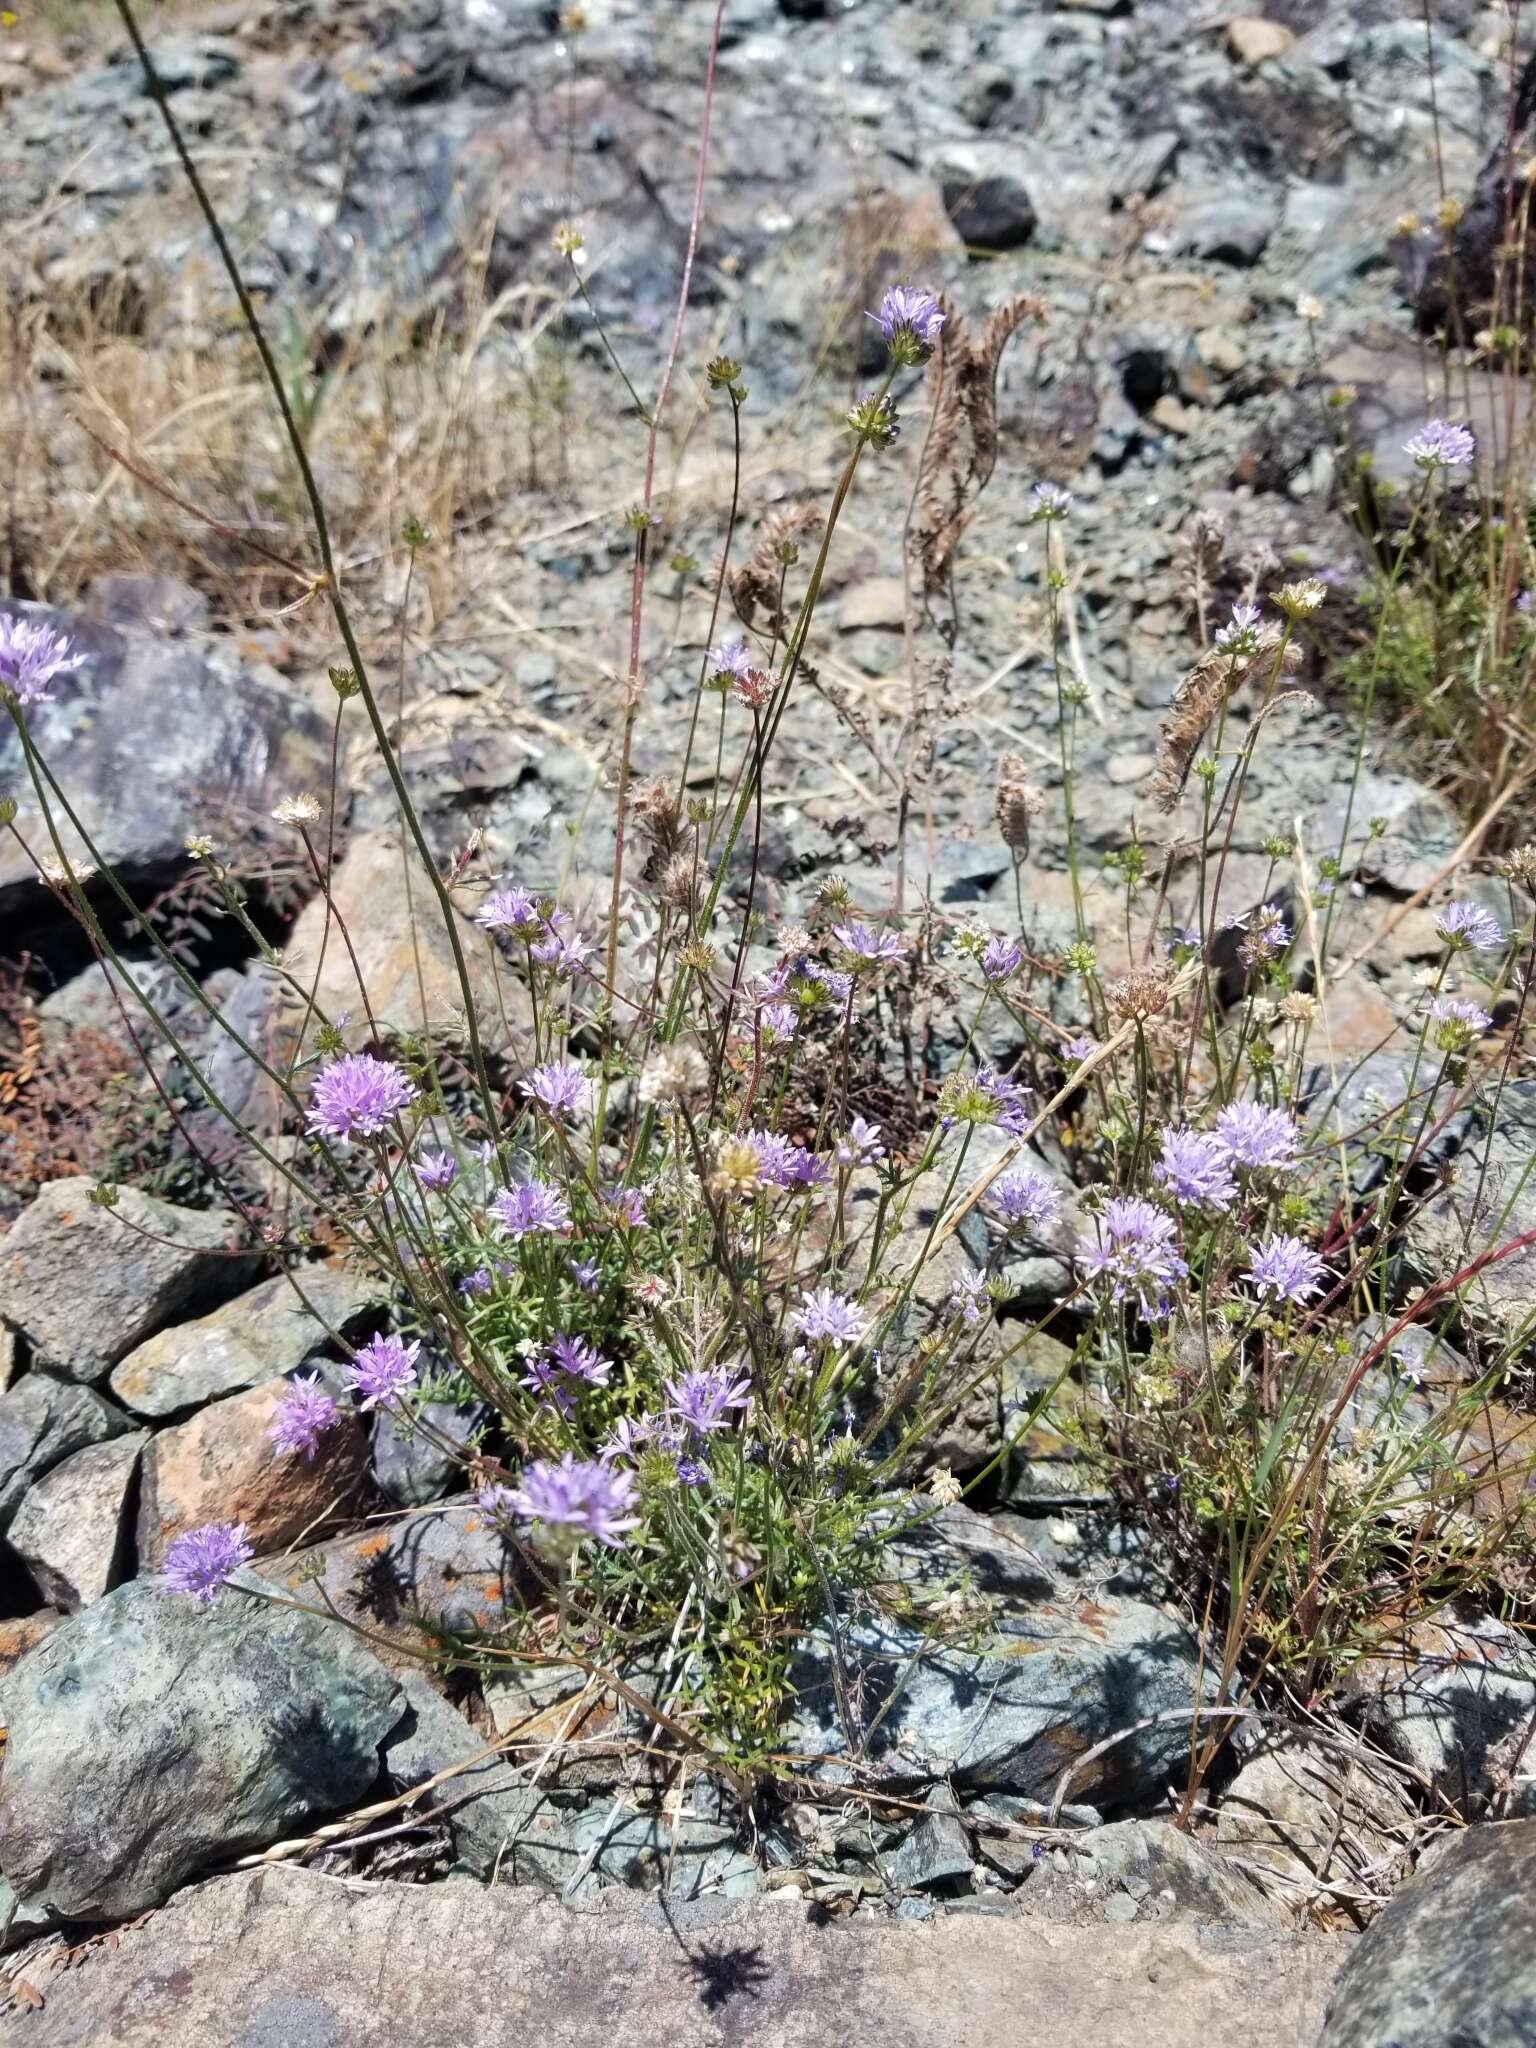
8 1867 1348 2048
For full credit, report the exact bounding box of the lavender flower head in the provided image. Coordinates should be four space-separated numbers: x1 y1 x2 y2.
1079 1197 1188 1321
268 1372 339 1461
605 1184 650 1228
346 1332 421 1410
833 920 904 968
514 1454 639 1546
547 1332 614 1385
1436 900 1503 951
163 1520 253 1602
759 1001 798 1043
490 1178 572 1239
1063 1034 1098 1063
988 1170 1060 1233
1428 994 1492 1050
872 284 945 360
1153 1127 1237 1212
708 636 753 682
1214 1100 1300 1172
1029 481 1072 522
458 1267 493 1296
835 1115 885 1167
950 1268 990 1324
306 1052 415 1144
1405 418 1475 471
1246 1233 1326 1305
1237 902 1290 970
981 935 1024 983
413 1150 458 1193
528 1059 595 1120
1214 600 1264 656
663 1366 752 1434
0 613 88 709
475 886 541 934
794 1287 869 1345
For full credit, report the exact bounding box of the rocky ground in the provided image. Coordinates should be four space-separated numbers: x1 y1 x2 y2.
3 0 1536 2041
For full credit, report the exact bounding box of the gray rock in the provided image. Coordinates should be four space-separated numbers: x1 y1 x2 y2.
887 1791 976 1892
0 603 329 931
253 1497 530 1657
1344 1610 1536 1820
941 168 1037 251
7 1430 147 1611
0 1574 403 1923
1319 1820 1536 2048
1000 1329 1110 1509
109 1267 384 1421
478 1781 759 1900
1400 1081 1536 1343
0 1374 130 1530
1215 1736 1413 1903
1068 1818 1283 1927
381 1668 534 1880
785 1504 1217 1807
0 1177 258 1384
7 1863 1350 2048
372 1396 486 1507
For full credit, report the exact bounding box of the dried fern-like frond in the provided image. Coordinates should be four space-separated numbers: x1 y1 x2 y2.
912 293 1047 613
729 502 824 634
1150 628 1302 813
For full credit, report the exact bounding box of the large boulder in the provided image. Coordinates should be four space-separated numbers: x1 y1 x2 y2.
1319 1820 1536 2048
0 1177 257 1384
109 1266 385 1422
0 1575 403 1923
4 1864 1349 2048
0 601 329 932
785 1504 1217 1808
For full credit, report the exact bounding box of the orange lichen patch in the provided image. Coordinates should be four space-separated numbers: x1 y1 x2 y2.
353 1532 392 1560
482 1581 503 1603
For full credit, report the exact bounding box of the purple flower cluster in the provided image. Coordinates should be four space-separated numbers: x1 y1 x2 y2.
0 614 88 709
1405 418 1475 471
950 1268 989 1324
663 1366 752 1434
1436 900 1503 951
346 1332 421 1410
1215 600 1264 655
528 907 595 981
413 1150 458 1192
306 1053 415 1144
528 1060 593 1119
1030 481 1072 521
491 1178 572 1238
1237 902 1290 970
475 886 541 934
1428 994 1492 1049
981 935 1024 983
268 1372 339 1460
759 1001 798 1043
514 1454 639 1545
793 1287 868 1345
1245 1234 1326 1305
835 1116 885 1167
708 636 753 682
1213 1101 1300 1172
1153 1127 1237 1212
750 1132 830 1189
605 1184 650 1228
1079 1197 1188 1321
871 284 945 356
832 921 904 969
976 1063 1031 1136
988 1169 1060 1233
163 1520 253 1601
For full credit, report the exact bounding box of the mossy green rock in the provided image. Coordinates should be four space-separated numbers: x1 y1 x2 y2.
0 1575 402 1924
